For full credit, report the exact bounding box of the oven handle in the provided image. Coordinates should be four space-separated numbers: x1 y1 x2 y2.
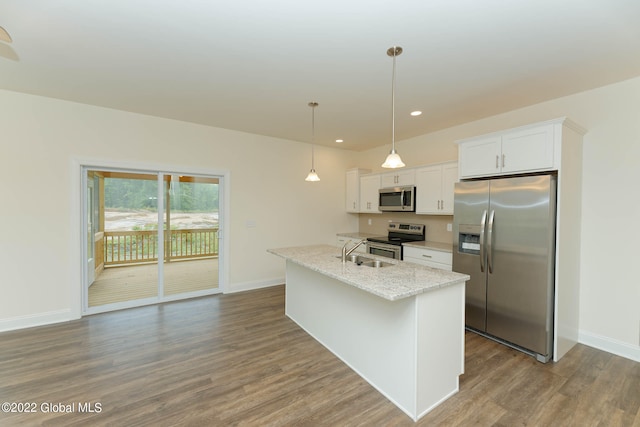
367 241 402 259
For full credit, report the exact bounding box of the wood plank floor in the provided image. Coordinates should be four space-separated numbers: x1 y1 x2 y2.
88 258 218 307
1 285 638 426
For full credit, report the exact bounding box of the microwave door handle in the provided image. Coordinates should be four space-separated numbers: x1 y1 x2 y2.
479 210 487 272
401 188 405 209
487 210 495 274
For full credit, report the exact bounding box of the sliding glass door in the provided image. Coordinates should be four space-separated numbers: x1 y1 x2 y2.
82 167 221 314
162 174 220 297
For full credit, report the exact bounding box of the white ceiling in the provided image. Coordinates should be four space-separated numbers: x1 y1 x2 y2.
1 1 639 151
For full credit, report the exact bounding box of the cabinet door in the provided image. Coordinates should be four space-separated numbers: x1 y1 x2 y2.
381 170 415 187
359 175 381 213
346 170 360 212
501 124 555 174
458 136 501 178
440 163 458 214
415 163 457 215
415 166 442 214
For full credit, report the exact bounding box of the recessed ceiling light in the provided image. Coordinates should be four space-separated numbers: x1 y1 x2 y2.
335 139 343 143
410 111 422 116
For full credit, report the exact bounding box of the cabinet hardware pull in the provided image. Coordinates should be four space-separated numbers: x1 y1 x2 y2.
502 154 505 168
422 254 432 258
495 155 499 169
441 200 444 210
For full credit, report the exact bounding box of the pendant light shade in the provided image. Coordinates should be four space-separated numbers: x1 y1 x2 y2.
305 101 321 182
0 26 12 43
382 46 405 169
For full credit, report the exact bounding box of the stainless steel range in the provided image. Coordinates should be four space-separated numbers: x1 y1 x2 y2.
367 222 425 260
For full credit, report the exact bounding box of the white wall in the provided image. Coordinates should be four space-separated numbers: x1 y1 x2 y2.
0 89 358 330
357 77 640 361
2 75 639 362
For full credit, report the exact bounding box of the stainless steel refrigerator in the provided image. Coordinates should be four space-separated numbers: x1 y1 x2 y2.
453 174 556 362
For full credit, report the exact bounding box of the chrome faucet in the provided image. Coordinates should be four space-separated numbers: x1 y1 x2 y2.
341 239 367 262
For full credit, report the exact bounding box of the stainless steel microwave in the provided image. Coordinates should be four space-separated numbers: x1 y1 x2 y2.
378 186 416 212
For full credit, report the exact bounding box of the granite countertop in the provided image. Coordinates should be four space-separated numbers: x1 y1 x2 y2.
402 240 453 253
267 244 469 301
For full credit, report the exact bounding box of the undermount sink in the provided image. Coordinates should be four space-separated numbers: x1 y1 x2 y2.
337 254 393 268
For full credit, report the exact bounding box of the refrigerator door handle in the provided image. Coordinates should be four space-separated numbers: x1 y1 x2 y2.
487 210 495 273
479 210 487 272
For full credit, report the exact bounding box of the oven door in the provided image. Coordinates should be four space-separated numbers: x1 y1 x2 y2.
367 241 401 259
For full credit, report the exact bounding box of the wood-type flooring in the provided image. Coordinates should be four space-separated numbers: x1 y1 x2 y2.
88 258 218 307
1 285 638 426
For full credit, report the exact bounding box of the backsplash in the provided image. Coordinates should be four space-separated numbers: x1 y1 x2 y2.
357 213 454 245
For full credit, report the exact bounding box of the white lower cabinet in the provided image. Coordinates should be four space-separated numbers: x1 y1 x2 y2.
403 246 452 271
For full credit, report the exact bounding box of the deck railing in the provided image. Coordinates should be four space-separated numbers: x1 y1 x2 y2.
104 228 219 266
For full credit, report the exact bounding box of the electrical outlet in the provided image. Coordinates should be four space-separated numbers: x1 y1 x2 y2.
447 223 452 232
368 219 372 226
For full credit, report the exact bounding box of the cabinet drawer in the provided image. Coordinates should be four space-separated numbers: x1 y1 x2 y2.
403 246 452 266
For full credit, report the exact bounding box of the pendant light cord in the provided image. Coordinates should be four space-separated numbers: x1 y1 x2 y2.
310 102 316 168
391 49 397 153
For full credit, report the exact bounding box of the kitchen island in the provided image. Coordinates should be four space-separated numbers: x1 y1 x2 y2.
267 244 469 421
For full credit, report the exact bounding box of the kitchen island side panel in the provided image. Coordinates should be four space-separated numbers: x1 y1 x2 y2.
416 281 465 418
284 260 465 421
285 261 418 418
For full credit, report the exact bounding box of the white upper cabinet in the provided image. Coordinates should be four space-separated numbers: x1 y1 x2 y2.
380 170 415 187
346 168 370 213
457 122 555 178
501 125 555 173
457 136 502 178
415 162 458 215
359 174 381 213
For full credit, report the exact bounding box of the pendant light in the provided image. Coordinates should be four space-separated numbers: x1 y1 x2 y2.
305 101 320 182
0 26 12 43
381 46 406 169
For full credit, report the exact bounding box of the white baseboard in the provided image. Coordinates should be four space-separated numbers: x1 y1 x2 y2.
0 309 77 333
225 277 284 294
579 330 640 362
